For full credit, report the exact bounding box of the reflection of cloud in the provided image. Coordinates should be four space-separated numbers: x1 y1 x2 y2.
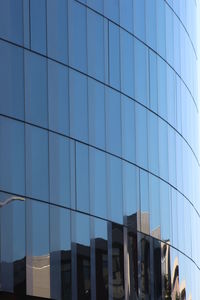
0 196 25 207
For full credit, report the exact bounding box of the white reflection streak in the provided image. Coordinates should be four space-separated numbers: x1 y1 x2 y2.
27 264 50 270
0 196 25 207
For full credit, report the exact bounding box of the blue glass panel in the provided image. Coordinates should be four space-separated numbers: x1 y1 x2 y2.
158 119 169 182
69 70 88 143
145 0 156 49
49 133 71 208
76 143 89 213
87 0 103 13
47 0 68 63
121 96 136 163
88 78 105 149
149 51 158 113
148 112 159 176
0 117 25 195
0 0 23 45
168 127 176 187
25 51 48 128
156 0 166 58
157 57 167 120
133 0 145 41
30 0 46 54
140 170 149 235
119 0 133 32
149 175 160 239
167 66 176 127
26 125 49 201
109 22 120 89
89 148 107 219
87 10 105 81
48 61 69 135
134 39 149 106
104 0 119 23
105 87 122 156
165 5 174 66
135 103 148 169
160 182 171 242
0 41 24 120
68 0 87 72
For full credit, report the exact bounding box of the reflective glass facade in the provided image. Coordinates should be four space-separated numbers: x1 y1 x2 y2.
0 0 200 299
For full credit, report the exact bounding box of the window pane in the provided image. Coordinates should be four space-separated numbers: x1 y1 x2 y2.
145 0 156 49
88 78 105 149
76 143 89 213
149 175 160 239
140 170 149 235
105 87 122 156
26 125 49 201
25 51 48 128
165 5 174 66
87 10 105 81
68 0 87 72
30 0 46 54
49 133 71 208
134 39 149 107
0 192 25 294
120 30 134 98
148 112 159 176
167 66 176 128
47 0 68 63
135 104 148 169
0 0 23 45
158 119 169 181
0 117 25 195
168 127 176 186
104 0 119 23
156 0 166 58
69 70 88 143
107 156 123 224
26 200 50 298
87 0 104 13
149 51 158 113
157 57 167 120
160 182 171 242
50 206 71 299
48 61 69 135
119 0 133 32
121 96 136 163
0 41 24 120
133 0 145 41
138 233 150 298
89 148 107 219
109 22 120 89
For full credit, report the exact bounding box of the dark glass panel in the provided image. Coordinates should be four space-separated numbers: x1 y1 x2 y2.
76 143 89 213
139 233 150 299
161 242 171 299
127 227 138 298
69 70 88 143
0 192 26 295
48 59 69 136
153 239 162 299
0 41 24 120
25 51 48 128
30 0 46 54
49 133 71 208
26 200 50 298
0 0 23 45
47 0 68 63
0 117 25 195
50 206 71 300
25 125 49 202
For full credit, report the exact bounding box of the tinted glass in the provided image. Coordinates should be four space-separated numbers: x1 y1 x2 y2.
149 175 160 239
145 0 156 49
25 125 49 201
49 133 71 208
149 51 158 113
140 170 149 235
148 113 159 176
0 41 24 120
69 70 88 143
139 233 150 298
133 0 145 41
47 0 68 63
25 51 48 128
160 183 171 242
109 22 120 89
157 57 167 120
119 0 133 32
48 61 69 135
0 117 25 195
156 0 166 58
104 0 119 23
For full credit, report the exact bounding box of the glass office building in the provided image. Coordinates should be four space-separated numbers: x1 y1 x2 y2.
0 0 199 299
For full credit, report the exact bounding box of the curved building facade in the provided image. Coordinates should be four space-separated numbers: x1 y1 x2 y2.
0 0 199 299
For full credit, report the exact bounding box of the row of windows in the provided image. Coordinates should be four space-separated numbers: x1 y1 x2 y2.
0 198 199 300
0 116 200 264
0 38 198 163
0 0 198 110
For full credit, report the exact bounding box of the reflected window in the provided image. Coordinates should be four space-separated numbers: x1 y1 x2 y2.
149 176 160 239
25 125 49 202
48 61 69 135
107 156 123 224
69 70 88 143
87 10 105 81
26 200 50 298
88 78 105 149
76 143 89 214
30 0 46 54
50 206 71 299
0 117 25 195
121 96 136 163
25 51 48 128
140 170 149 235
68 0 87 72
0 0 23 45
0 41 24 120
49 133 71 208
127 228 138 298
135 104 148 169
105 87 122 157
139 233 150 298
109 22 120 89
89 148 107 219
47 0 68 63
